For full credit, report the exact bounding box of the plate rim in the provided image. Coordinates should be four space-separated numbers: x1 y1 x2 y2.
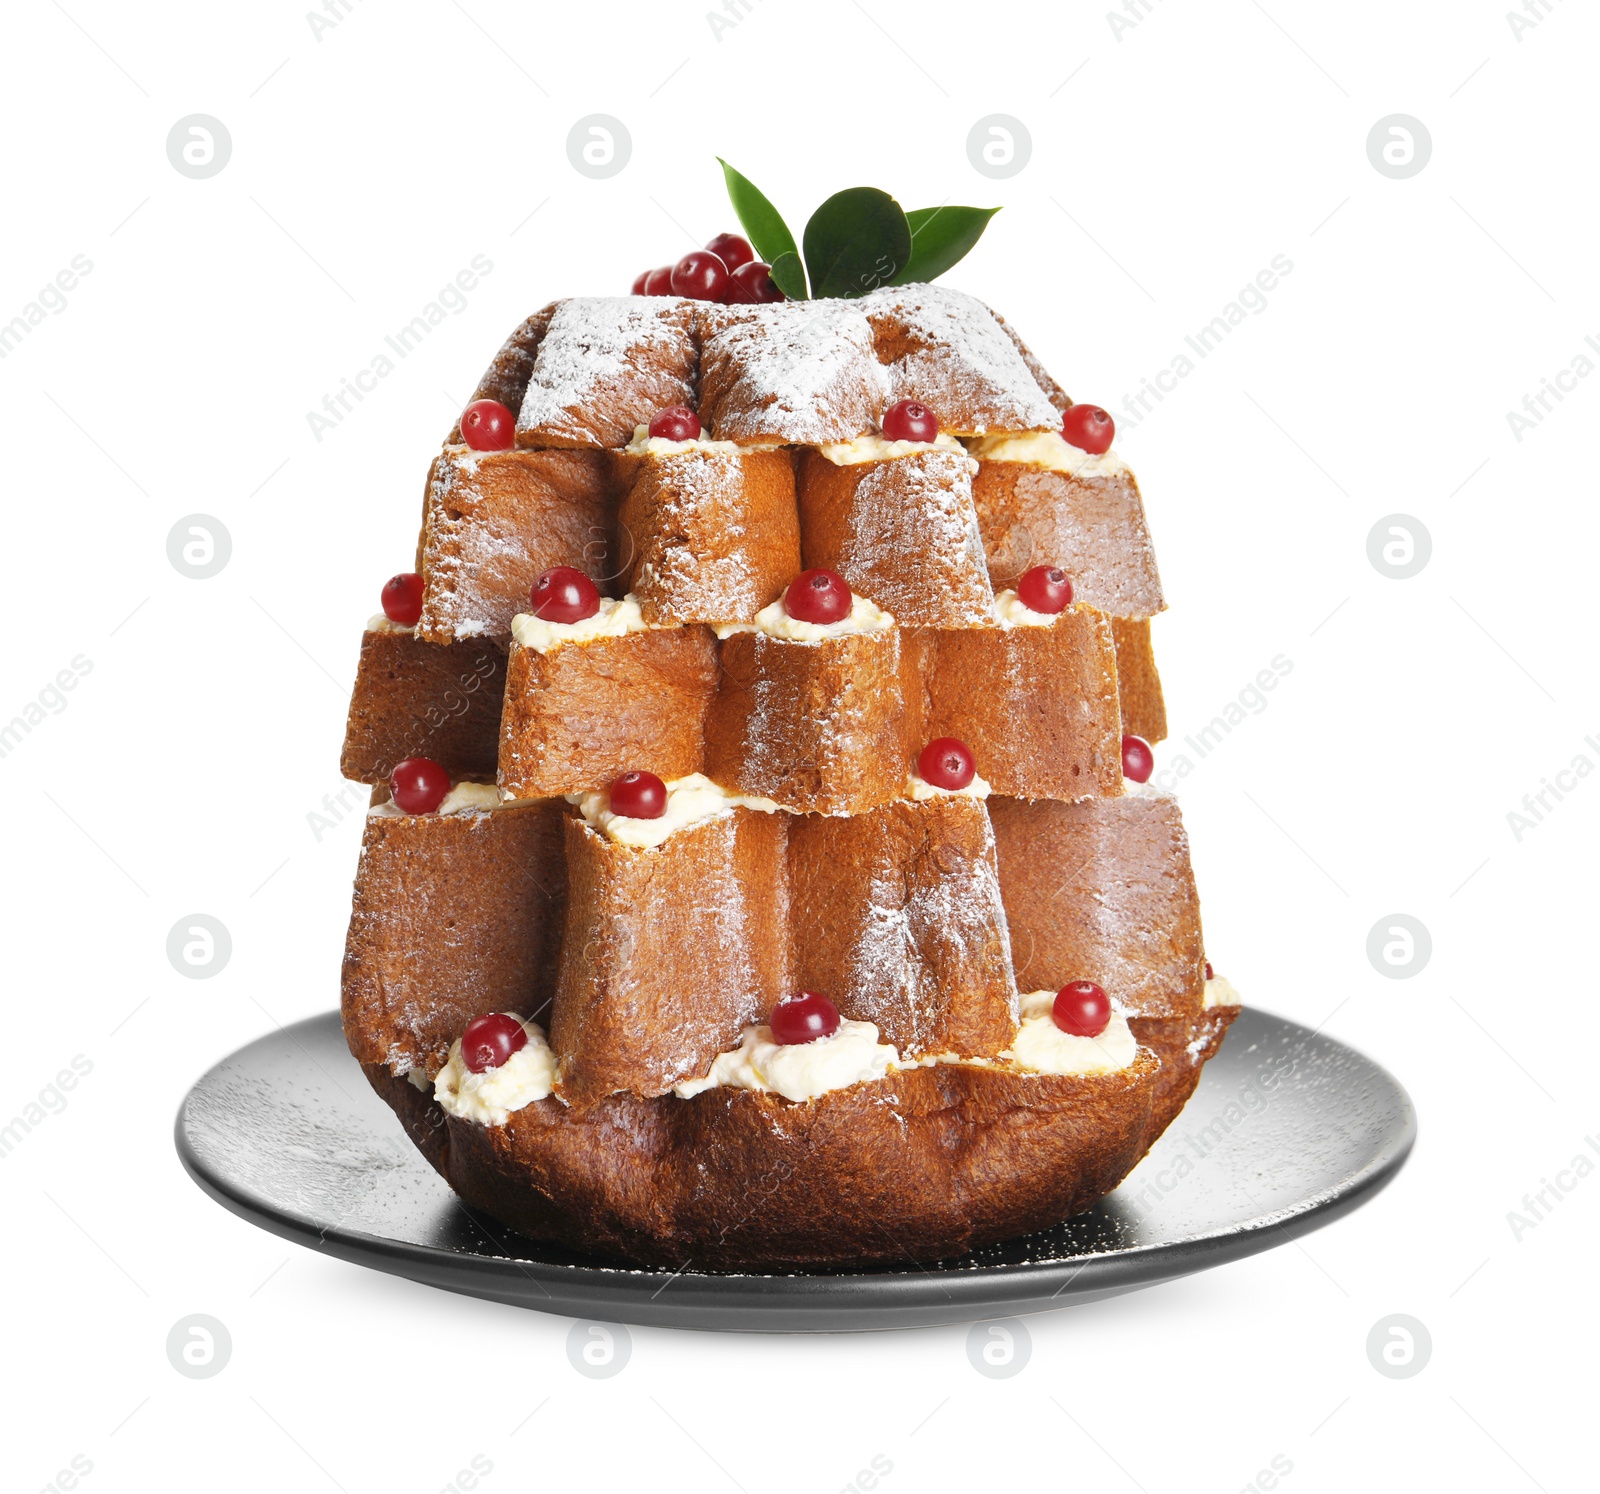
174 1007 1416 1326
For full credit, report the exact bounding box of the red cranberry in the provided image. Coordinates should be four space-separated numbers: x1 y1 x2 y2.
461 399 515 452
609 770 667 819
530 566 600 625
881 399 939 443
1205 960 1215 981
1121 733 1154 784
1016 565 1073 615
460 1013 528 1074
726 261 784 303
390 756 451 815
770 991 842 1046
1061 403 1114 455
784 568 853 625
630 269 652 295
705 232 755 272
648 405 701 441
670 249 730 303
1053 981 1110 1037
918 737 975 791
643 266 674 296
381 571 424 626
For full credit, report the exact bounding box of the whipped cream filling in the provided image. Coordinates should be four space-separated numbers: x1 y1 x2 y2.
434 1015 555 1125
906 767 992 802
991 589 1063 629
510 594 648 653
1204 975 1242 1009
1002 990 1138 1075
673 1019 898 1102
569 772 780 849
625 424 743 457
714 593 895 642
966 430 1126 479
370 780 503 818
366 613 416 636
817 431 970 466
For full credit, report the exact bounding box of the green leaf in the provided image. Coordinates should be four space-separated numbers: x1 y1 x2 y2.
802 187 912 299
894 205 1001 285
716 158 799 266
768 250 808 301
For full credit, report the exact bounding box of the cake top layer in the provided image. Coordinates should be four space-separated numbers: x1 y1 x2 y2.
487 284 1065 450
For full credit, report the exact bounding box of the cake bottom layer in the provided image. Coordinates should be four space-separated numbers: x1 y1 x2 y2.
360 1004 1237 1269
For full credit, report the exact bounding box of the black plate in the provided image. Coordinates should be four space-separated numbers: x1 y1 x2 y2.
175 1007 1414 1332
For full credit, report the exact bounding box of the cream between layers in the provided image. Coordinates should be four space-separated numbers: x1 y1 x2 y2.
370 781 502 818
673 1019 899 1102
713 592 895 642
625 424 743 457
991 589 1060 629
1204 975 1243 1009
510 595 649 653
366 613 416 636
905 767 993 802
569 772 780 849
1002 991 1138 1075
817 431 972 467
434 1016 556 1124
966 430 1127 479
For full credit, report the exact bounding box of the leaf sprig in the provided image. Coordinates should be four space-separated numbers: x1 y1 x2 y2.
717 159 999 300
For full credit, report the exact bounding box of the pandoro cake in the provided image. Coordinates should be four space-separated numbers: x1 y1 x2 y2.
335 201 1237 1269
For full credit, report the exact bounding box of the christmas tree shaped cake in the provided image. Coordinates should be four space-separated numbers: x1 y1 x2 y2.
338 177 1240 1267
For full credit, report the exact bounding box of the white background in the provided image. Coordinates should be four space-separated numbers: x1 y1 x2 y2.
4 0 1595 1489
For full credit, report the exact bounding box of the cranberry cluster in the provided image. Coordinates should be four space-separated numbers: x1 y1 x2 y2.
633 233 783 305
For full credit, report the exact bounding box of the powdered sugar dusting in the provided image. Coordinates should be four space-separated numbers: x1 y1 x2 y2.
834 450 994 625
863 284 1061 433
701 301 888 443
518 297 694 447
627 449 779 624
834 802 1020 1058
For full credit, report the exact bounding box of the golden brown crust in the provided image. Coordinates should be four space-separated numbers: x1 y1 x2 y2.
864 287 1061 434
697 302 884 444
796 450 994 626
619 448 800 624
787 798 1018 1059
341 801 568 1078
924 608 1123 801
438 1054 1162 1268
1129 1007 1239 1144
497 628 718 799
703 629 922 814
987 791 1205 1020
516 298 699 450
340 631 505 785
416 449 617 645
971 461 1165 617
550 810 790 1106
1112 615 1168 744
